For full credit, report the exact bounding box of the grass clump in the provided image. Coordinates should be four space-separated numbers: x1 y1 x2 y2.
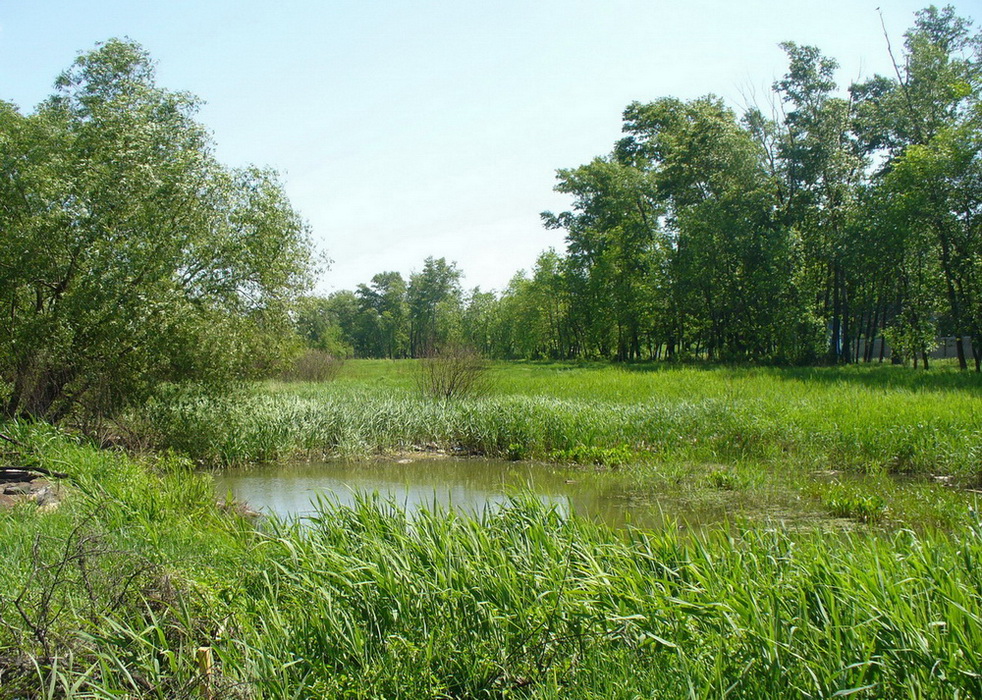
822 485 889 522
704 467 746 490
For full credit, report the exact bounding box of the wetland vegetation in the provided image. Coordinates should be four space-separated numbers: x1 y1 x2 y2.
2 5 982 697
3 361 982 697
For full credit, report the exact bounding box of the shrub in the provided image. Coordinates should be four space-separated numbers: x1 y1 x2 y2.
415 344 491 401
279 350 344 383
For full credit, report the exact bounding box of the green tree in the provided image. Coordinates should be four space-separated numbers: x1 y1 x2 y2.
853 6 981 369
0 40 312 420
620 96 793 360
491 251 571 360
771 43 866 363
407 257 463 356
356 272 409 358
295 295 355 358
543 158 662 360
461 288 498 357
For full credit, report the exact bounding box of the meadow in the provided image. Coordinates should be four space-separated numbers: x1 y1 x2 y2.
139 361 982 476
2 360 982 697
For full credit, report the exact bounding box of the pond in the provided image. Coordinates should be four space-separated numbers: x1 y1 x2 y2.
212 456 838 530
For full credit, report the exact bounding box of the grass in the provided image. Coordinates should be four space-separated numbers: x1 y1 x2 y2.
134 361 982 481
3 360 981 696
2 422 982 698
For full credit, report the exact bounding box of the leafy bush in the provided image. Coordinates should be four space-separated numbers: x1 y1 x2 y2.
0 40 312 424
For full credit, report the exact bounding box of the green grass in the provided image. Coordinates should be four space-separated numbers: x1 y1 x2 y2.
135 361 982 481
4 361 981 696
2 422 982 698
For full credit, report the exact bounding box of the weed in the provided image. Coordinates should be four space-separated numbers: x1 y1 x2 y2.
823 486 888 522
706 468 742 490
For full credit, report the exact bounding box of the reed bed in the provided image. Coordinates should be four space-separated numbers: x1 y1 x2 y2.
136 361 982 478
2 422 981 698
5 363 981 696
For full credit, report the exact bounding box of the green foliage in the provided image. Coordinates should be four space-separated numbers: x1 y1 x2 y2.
822 485 888 522
408 257 464 357
0 39 312 423
320 6 981 371
2 426 981 697
705 468 746 491
136 361 982 481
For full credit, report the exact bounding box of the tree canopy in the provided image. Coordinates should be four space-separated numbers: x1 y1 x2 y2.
0 39 313 421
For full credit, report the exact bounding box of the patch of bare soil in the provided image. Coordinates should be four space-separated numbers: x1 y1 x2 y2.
0 471 63 510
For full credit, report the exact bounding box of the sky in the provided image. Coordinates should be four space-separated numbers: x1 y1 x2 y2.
1 0 979 295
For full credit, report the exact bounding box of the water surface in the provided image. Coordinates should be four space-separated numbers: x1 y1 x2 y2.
212 456 831 530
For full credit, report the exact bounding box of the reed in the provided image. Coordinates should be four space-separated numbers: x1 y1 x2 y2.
135 361 982 480
1 423 980 698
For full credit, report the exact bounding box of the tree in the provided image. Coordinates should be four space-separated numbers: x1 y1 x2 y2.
852 6 982 369
543 157 662 360
619 96 793 360
356 272 409 358
407 257 463 356
294 295 355 358
461 288 498 358
770 43 867 363
492 252 571 360
0 39 313 421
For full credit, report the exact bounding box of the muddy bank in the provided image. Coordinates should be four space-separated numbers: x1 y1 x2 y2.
0 471 63 510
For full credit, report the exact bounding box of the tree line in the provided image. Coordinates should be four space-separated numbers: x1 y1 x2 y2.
1 7 978 427
304 6 981 369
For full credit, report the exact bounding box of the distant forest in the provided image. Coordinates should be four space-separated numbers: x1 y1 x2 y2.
302 6 982 369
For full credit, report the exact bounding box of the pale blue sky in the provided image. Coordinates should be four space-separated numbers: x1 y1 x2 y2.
2 1 977 294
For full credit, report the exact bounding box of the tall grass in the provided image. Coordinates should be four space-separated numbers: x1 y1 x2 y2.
135 361 982 478
2 422 981 697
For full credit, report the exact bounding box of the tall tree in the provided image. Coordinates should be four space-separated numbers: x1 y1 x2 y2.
772 43 867 363
619 96 793 360
407 257 463 356
0 40 312 420
356 272 409 358
543 157 662 360
853 6 982 368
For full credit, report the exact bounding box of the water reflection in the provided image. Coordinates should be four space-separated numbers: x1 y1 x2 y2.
213 457 685 529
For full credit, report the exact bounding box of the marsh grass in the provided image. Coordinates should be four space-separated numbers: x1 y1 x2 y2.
1 423 981 698
136 361 982 482
7 361 977 695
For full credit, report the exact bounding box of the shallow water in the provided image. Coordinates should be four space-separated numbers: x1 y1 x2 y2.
212 456 836 530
